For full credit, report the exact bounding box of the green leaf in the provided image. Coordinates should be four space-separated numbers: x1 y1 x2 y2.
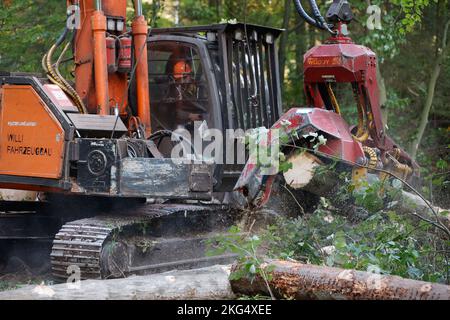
334 231 347 250
392 179 403 190
436 159 447 170
279 161 293 173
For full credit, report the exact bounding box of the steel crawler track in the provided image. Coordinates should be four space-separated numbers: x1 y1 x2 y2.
51 223 112 279
50 204 238 280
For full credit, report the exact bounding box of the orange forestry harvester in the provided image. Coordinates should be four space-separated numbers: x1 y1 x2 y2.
0 0 285 279
0 0 418 280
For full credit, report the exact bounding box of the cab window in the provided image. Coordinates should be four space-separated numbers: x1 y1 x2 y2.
148 41 211 132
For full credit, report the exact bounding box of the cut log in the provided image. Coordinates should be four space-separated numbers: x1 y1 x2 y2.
0 189 37 201
283 152 340 196
283 152 322 189
0 265 234 300
230 260 450 300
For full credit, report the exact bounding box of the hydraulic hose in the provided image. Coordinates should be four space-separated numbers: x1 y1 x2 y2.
362 146 378 170
351 83 369 142
46 44 86 113
353 104 369 143
307 0 336 34
326 83 341 115
55 27 69 47
43 26 87 113
293 0 321 28
293 0 336 34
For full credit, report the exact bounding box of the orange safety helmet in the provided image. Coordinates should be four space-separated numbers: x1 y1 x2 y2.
173 60 192 80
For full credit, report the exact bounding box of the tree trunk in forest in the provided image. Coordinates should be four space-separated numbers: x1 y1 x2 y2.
410 20 450 160
366 0 388 126
395 190 450 230
208 0 221 21
0 189 37 201
174 0 180 26
377 62 388 126
294 13 306 104
230 260 450 300
279 0 291 86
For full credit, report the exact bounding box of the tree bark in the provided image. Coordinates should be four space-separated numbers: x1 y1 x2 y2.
279 0 291 85
208 0 221 21
376 62 388 126
0 265 235 300
294 13 306 103
395 190 450 229
410 20 450 159
230 260 450 300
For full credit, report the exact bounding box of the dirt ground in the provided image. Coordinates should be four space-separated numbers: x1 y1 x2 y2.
0 272 53 292
0 254 57 292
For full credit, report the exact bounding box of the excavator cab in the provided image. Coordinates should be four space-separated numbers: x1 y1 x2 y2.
131 23 283 190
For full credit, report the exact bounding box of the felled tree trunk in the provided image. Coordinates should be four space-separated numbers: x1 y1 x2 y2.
396 190 449 230
0 265 234 300
230 260 450 300
283 152 450 228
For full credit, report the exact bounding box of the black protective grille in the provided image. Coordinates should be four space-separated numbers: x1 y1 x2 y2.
224 29 281 131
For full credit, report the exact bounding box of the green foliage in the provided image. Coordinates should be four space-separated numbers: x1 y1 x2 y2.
0 279 45 292
0 281 19 292
180 0 219 25
212 206 448 285
421 157 450 206
142 0 174 28
385 89 411 112
352 180 387 214
264 208 343 265
0 0 66 72
207 225 275 284
210 176 449 285
301 132 327 151
392 0 439 34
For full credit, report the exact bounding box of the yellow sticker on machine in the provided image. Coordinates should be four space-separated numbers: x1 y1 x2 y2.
306 56 342 66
